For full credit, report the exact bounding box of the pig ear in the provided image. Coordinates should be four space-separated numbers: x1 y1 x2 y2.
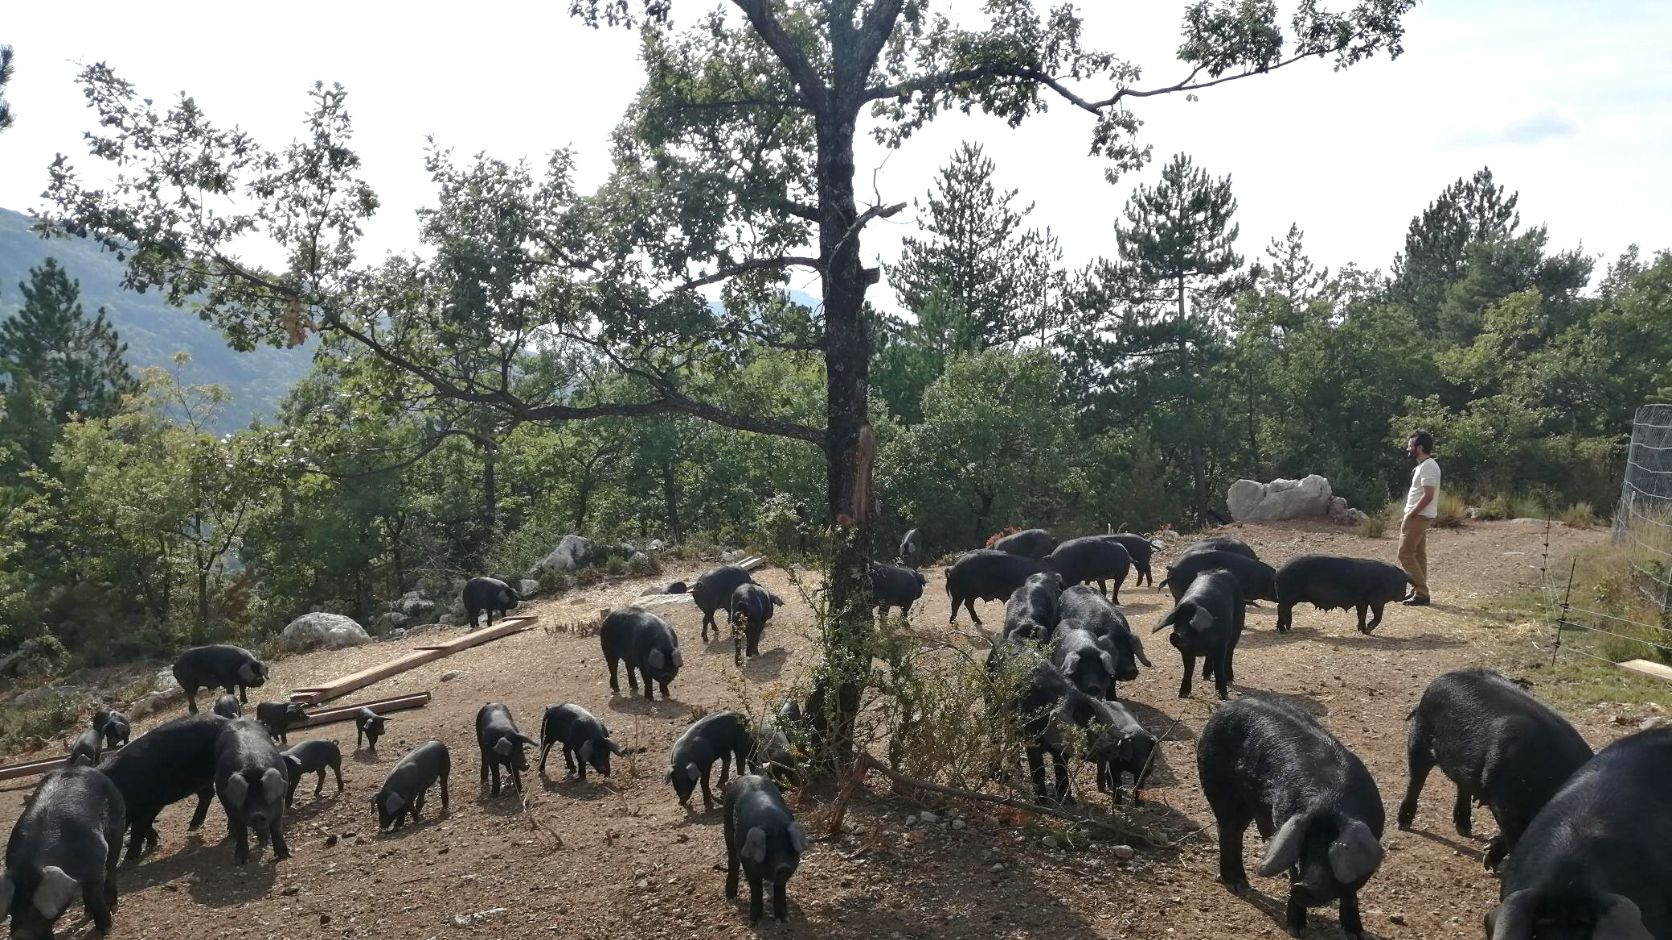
1255 814 1307 877
517 734 539 749
1062 652 1080 676
1131 637 1152 668
1594 894 1654 940
260 767 287 804
494 738 514 757
579 740 594 762
686 762 701 783
223 773 250 806
1486 890 1535 940
1152 609 1177 634
1189 607 1215 632
283 755 301 775
238 663 256 683
647 650 665 671
664 769 675 784
741 826 768 864
384 792 407 814
1327 819 1384 885
1100 652 1117 676
607 739 624 756
33 865 79 919
788 822 810 854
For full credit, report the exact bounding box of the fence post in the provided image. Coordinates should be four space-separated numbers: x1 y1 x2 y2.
1552 559 1576 667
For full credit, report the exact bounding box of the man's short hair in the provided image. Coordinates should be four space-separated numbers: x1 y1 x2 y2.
1409 429 1434 453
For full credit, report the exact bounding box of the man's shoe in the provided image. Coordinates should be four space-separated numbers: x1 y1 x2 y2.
1402 596 1430 607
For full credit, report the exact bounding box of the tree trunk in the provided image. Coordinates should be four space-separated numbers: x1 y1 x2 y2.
815 96 875 765
661 462 682 541
481 443 498 552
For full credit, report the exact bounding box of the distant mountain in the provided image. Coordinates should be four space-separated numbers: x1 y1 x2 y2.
0 208 313 430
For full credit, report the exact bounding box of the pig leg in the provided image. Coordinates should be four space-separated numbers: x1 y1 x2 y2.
699 767 717 810
83 875 114 934
773 878 789 922
1178 653 1196 698
1275 602 1293 632
964 598 982 625
724 814 741 900
1213 649 1231 700
1365 602 1386 633
333 759 344 794
1338 891 1364 939
1284 874 1308 937
440 773 451 811
1050 748 1074 805
184 686 201 713
235 683 248 704
718 753 732 787
747 871 766 924
1024 745 1050 804
188 787 214 829
658 678 671 700
270 818 291 860
230 815 251 865
624 663 641 695
315 768 328 797
287 776 300 809
1396 739 1435 831
1355 604 1369 634
606 655 622 694
1215 814 1251 894
643 675 656 702
1452 785 1473 837
573 747 587 782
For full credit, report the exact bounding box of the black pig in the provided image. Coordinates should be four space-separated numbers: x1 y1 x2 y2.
355 707 387 751
1044 536 1132 602
1 765 126 939
728 582 784 663
693 565 756 641
1397 669 1593 871
212 694 242 719
600 606 683 701
1275 555 1413 634
993 528 1057 559
92 708 129 750
871 562 926 619
172 644 268 713
213 719 291 864
1162 550 1279 606
462 576 520 629
255 700 309 745
1199 694 1385 940
667 710 754 811
946 550 1049 625
96 713 227 864
373 740 451 832
724 774 809 923
281 740 344 807
538 703 622 780
475 703 537 797
1153 569 1245 700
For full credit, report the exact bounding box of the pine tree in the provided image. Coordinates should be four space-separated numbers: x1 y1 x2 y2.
889 142 1065 356
1389 167 1521 326
0 45 14 133
1113 152 1245 323
0 258 140 467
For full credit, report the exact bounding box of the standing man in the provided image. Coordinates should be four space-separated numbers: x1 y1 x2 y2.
1399 429 1440 606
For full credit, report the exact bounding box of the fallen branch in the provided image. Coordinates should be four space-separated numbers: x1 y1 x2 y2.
857 754 1153 846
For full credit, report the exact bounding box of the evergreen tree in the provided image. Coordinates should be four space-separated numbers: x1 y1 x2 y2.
1389 167 1520 328
0 258 140 467
889 142 1065 357
0 45 14 133
1113 152 1246 322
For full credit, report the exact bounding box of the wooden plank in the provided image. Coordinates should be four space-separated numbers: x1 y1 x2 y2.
412 616 534 653
1620 659 1672 683
294 691 431 729
0 756 74 783
288 649 448 705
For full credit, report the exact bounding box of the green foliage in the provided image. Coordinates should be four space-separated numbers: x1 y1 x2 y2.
0 44 12 133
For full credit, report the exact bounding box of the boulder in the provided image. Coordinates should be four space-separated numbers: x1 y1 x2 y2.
721 549 748 563
528 535 597 579
398 591 438 621
371 611 411 635
11 684 79 710
518 579 540 598
279 613 372 652
1226 475 1336 522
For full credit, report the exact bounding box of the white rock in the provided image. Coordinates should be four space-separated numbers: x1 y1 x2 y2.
1227 474 1336 522
951 819 967 831
528 535 597 579
1113 844 1136 860
916 810 937 825
440 670 467 683
279 613 371 652
721 549 748 563
518 579 540 598
154 667 182 693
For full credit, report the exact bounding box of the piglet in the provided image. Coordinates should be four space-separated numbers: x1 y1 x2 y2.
355 707 388 751
537 704 622 781
254 701 309 745
68 725 103 768
373 740 451 832
92 708 130 750
212 694 243 719
723 774 809 923
668 711 755 811
281 740 345 808
475 703 537 797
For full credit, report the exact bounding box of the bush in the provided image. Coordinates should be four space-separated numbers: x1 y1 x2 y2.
604 556 629 577
1432 493 1470 528
1559 502 1596 527
1357 514 1387 539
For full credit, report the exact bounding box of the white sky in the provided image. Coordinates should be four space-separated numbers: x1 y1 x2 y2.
2 0 1669 311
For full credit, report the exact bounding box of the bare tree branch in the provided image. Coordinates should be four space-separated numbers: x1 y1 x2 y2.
675 255 825 293
732 0 826 101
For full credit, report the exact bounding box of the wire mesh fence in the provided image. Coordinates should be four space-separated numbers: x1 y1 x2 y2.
1540 404 1672 669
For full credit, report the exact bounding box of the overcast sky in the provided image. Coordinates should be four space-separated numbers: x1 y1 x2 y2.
3 1 1669 310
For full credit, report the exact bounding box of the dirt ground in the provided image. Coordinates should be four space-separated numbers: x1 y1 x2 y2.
3 519 1651 940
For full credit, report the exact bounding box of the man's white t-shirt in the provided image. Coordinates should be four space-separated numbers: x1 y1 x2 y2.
1406 457 1441 518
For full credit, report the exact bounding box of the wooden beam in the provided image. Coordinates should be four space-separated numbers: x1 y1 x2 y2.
412 616 534 653
293 691 432 729
289 616 537 705
0 756 74 783
1619 659 1672 684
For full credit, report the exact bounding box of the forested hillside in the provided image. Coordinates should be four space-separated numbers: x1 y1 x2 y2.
0 207 311 430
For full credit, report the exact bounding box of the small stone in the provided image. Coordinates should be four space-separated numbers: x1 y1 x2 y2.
325 834 339 848
320 914 332 926
1390 914 1407 926
676 833 690 844
991 862 1005 873
917 811 937 825
440 670 467 682
952 819 967 831
1112 844 1136 860
282 886 301 897
1042 836 1059 850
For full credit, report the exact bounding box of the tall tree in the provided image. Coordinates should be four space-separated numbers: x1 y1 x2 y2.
0 45 14 133
0 258 139 468
1112 152 1246 322
1389 167 1521 330
890 141 1064 356
47 0 1418 760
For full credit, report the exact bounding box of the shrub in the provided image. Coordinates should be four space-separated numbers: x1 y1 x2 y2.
1432 493 1469 528
604 556 629 577
1508 492 1547 520
1357 514 1387 539
1559 502 1596 527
